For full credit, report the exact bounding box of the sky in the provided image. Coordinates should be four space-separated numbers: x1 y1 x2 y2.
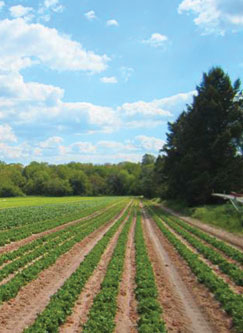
0 0 243 165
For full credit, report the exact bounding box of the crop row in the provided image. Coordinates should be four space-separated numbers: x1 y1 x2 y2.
148 207 243 332
0 198 125 246
156 210 243 286
0 198 123 268
134 210 166 333
83 211 133 332
24 205 131 332
0 201 130 304
154 206 243 264
0 197 117 230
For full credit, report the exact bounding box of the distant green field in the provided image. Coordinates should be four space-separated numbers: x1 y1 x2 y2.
0 196 95 209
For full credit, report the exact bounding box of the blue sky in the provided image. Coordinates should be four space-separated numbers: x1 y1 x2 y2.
0 0 242 164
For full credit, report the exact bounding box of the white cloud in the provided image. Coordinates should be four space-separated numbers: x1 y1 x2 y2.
38 0 64 20
119 101 172 117
63 102 120 130
100 76 118 84
0 18 109 73
143 33 168 47
72 141 96 153
98 140 137 152
136 135 165 151
178 0 243 34
0 124 17 142
9 5 33 19
45 0 64 13
0 1 4 10
44 0 59 8
84 10 96 21
39 136 63 148
119 91 196 117
106 19 119 26
126 120 165 129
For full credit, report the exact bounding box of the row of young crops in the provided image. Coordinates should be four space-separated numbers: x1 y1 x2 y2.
146 203 243 332
0 197 120 245
0 197 242 332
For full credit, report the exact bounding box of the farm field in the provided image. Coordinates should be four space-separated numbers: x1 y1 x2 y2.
0 197 242 332
0 196 119 209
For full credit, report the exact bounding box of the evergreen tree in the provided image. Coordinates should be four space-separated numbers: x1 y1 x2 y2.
163 67 243 205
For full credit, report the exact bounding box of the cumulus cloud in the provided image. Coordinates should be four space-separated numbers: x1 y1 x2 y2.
119 91 196 117
0 124 17 142
142 33 168 47
72 141 96 153
126 120 165 129
63 102 120 131
84 10 96 21
100 76 118 84
106 19 119 26
0 18 109 73
178 0 243 34
39 136 63 149
136 135 165 151
9 5 33 19
119 101 171 117
43 0 64 12
98 140 137 152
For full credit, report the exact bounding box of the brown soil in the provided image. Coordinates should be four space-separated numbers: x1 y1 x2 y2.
160 205 243 250
59 214 131 332
143 208 232 332
0 202 116 255
0 204 129 333
162 220 243 295
114 217 138 333
174 223 243 269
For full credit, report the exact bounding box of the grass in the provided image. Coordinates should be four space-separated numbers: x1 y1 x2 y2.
160 200 243 234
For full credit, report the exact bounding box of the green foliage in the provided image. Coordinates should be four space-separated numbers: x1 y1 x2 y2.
0 200 129 305
0 198 123 246
25 203 131 332
191 203 243 233
147 205 243 332
153 207 243 285
135 211 166 332
83 212 133 332
162 67 243 205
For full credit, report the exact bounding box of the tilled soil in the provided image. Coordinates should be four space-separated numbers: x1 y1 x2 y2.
160 205 243 250
162 220 243 295
59 214 131 333
0 205 129 333
142 209 231 333
114 217 138 333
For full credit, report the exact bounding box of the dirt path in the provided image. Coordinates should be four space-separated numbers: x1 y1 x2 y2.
142 209 230 333
114 217 138 333
0 205 129 333
160 205 243 250
145 209 232 333
59 215 131 333
0 202 116 255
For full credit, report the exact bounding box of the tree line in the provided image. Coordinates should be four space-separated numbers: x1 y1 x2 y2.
0 154 157 198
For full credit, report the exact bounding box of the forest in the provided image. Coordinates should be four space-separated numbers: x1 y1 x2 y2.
1 67 243 205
